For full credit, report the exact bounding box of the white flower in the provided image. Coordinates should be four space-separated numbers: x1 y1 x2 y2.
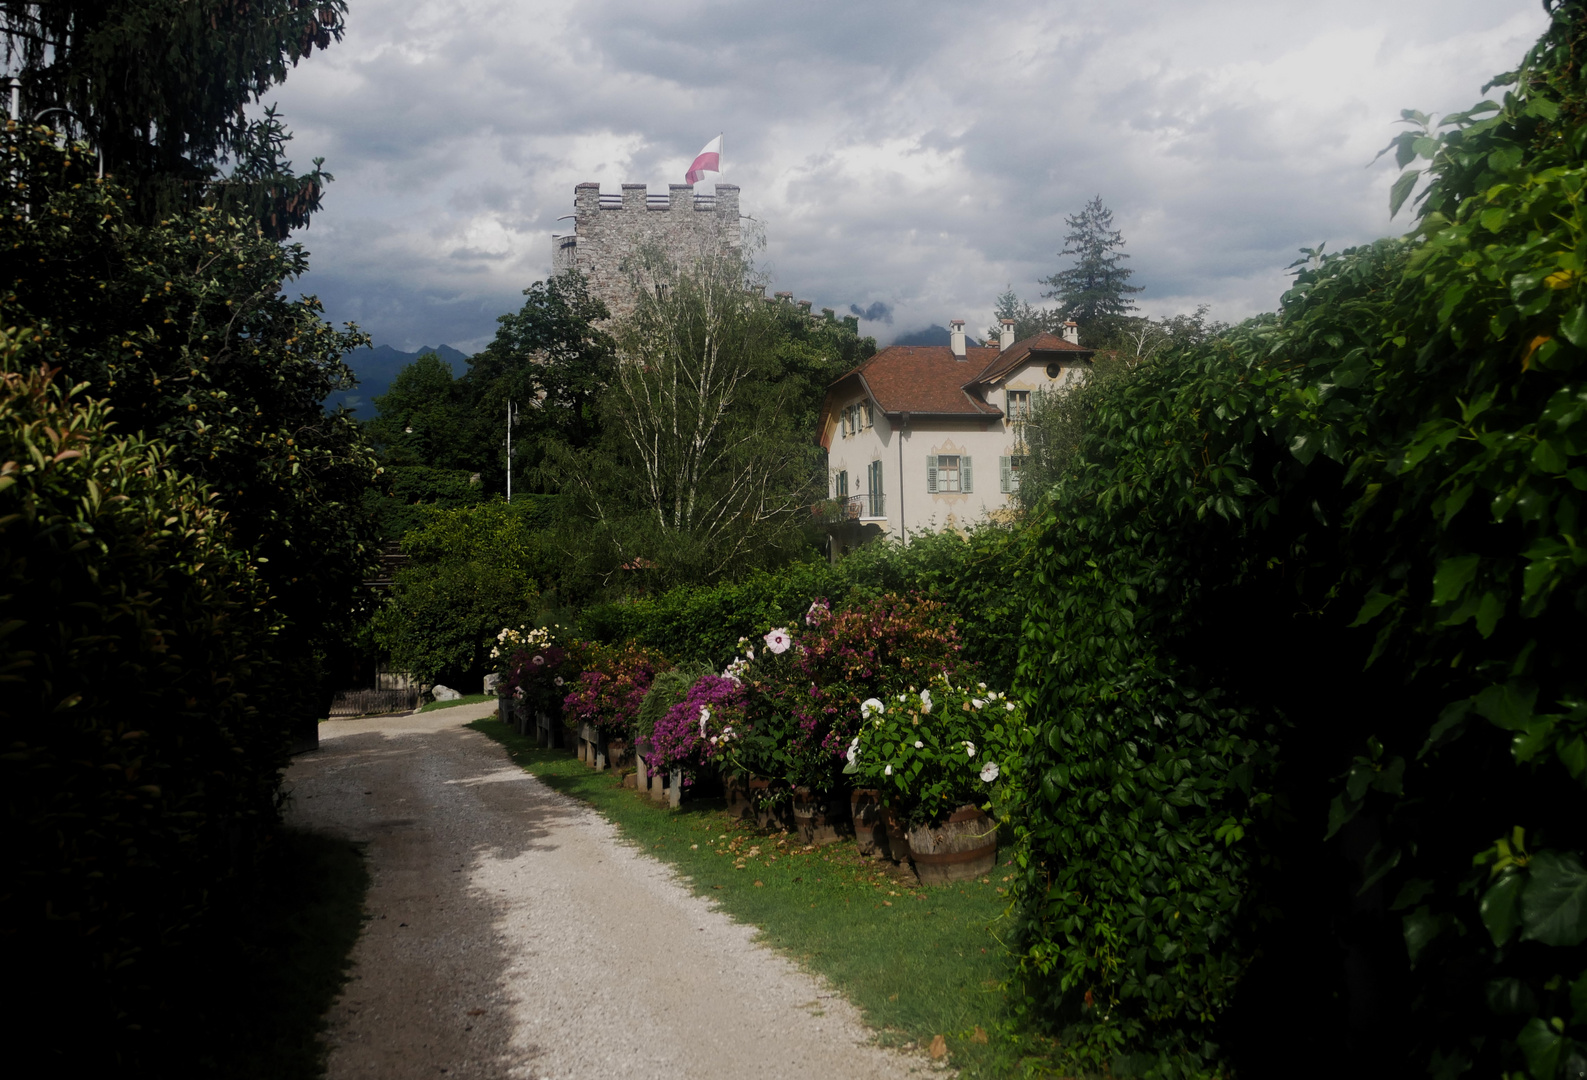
745 647 755 660
919 689 933 714
884 764 893 776
972 698 985 709
699 706 712 738
914 740 923 749
980 761 1000 783
764 628 791 655
1005 702 1016 712
861 697 885 720
964 741 976 758
531 654 545 666
846 736 860 764
978 682 987 691
554 676 564 687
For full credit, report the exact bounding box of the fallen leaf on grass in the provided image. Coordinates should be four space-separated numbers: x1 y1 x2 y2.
754 880 764 887
883 900 893 906
712 885 723 890
971 1026 988 1044
929 1035 947 1059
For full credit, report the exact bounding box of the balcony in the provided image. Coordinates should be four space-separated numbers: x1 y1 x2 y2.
813 493 886 524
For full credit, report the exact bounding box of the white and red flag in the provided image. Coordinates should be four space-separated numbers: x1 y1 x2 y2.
685 135 722 185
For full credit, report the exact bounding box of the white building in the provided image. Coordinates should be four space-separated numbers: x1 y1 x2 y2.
816 320 1092 557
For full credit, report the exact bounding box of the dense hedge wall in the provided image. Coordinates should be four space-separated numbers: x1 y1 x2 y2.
1012 10 1587 1077
0 343 286 1055
577 525 1027 687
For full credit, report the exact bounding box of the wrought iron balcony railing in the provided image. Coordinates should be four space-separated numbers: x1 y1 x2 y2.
812 493 886 524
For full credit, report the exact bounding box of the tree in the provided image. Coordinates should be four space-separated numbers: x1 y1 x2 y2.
1040 195 1143 343
2 129 378 722
463 272 618 492
366 353 474 470
547 243 822 588
3 0 346 234
986 286 1057 342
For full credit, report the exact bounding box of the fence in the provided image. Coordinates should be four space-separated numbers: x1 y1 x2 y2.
328 687 420 718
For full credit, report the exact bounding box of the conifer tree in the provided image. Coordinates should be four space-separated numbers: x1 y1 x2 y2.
1040 195 1143 343
3 0 346 234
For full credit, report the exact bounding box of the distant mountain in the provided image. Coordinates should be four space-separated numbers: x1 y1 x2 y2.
891 325 985 347
326 344 471 418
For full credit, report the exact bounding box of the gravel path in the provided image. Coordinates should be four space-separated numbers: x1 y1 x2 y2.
284 703 929 1080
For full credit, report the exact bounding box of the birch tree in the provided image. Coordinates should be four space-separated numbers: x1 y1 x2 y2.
549 241 820 585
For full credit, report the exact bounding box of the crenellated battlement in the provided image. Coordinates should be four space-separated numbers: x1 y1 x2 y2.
551 181 742 321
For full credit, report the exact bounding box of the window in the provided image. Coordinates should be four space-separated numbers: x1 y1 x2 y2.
862 401 874 429
1006 390 1031 421
835 469 848 498
867 460 884 517
1000 454 1027 493
926 454 972 493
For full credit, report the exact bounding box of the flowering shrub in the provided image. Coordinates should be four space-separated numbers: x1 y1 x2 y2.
562 642 669 736
647 675 748 782
501 626 588 718
791 594 960 789
846 672 1029 825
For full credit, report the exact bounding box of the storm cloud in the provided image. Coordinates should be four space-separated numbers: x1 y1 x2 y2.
850 302 894 325
264 0 1549 352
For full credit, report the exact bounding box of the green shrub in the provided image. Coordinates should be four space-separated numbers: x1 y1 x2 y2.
0 340 283 1055
371 499 549 686
1012 9 1587 1075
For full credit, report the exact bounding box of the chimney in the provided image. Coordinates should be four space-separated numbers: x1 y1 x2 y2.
999 319 1016 352
949 319 966 359
1063 320 1080 346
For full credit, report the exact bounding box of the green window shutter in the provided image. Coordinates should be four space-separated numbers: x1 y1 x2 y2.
1000 456 1011 493
961 455 973 493
871 460 882 493
926 455 938 493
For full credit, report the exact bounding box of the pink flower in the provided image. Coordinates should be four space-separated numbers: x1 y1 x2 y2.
764 628 791 655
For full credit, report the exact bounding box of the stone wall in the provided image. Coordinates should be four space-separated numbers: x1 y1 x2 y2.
548 182 741 323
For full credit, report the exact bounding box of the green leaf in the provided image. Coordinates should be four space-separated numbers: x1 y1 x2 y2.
1480 206 1511 232
1517 1017 1565 1080
1561 304 1587 347
1390 878 1435 911
1432 555 1481 606
1481 869 1525 946
1389 169 1422 218
1403 905 1448 966
1486 976 1539 1015
1476 682 1539 731
1350 590 1398 627
1520 850 1587 946
1326 792 1360 840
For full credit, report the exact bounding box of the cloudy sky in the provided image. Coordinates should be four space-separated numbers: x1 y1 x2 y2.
267 0 1550 352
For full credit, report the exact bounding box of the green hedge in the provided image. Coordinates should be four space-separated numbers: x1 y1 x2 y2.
1 342 285 1056
578 525 1027 686
1012 11 1587 1076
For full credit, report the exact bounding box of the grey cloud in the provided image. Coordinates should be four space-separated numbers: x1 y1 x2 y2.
263 0 1548 353
850 302 894 325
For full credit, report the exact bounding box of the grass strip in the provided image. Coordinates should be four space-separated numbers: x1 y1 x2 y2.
420 693 493 713
470 715 1057 1077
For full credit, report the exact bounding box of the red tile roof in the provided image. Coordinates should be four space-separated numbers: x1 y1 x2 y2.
971 332 1093 384
845 346 1005 416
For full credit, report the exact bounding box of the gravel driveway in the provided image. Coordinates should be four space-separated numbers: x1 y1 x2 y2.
285 702 929 1080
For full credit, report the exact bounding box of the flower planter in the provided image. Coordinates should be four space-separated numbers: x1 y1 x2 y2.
792 786 850 846
882 806 912 866
747 778 788 831
904 805 998 885
723 774 755 822
851 789 889 858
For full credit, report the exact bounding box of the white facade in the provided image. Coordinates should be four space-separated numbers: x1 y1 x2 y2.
820 350 1088 551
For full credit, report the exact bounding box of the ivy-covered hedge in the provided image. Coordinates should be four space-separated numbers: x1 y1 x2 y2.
1012 10 1587 1076
0 342 285 1054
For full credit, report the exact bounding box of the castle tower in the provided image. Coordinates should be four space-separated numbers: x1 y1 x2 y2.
550 182 742 323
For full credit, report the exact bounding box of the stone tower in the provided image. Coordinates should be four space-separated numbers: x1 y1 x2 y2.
550 182 741 323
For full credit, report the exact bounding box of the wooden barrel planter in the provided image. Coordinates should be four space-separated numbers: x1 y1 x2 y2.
882 806 912 866
904 805 998 885
851 789 889 858
723 774 754 821
748 778 790 831
792 786 849 846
